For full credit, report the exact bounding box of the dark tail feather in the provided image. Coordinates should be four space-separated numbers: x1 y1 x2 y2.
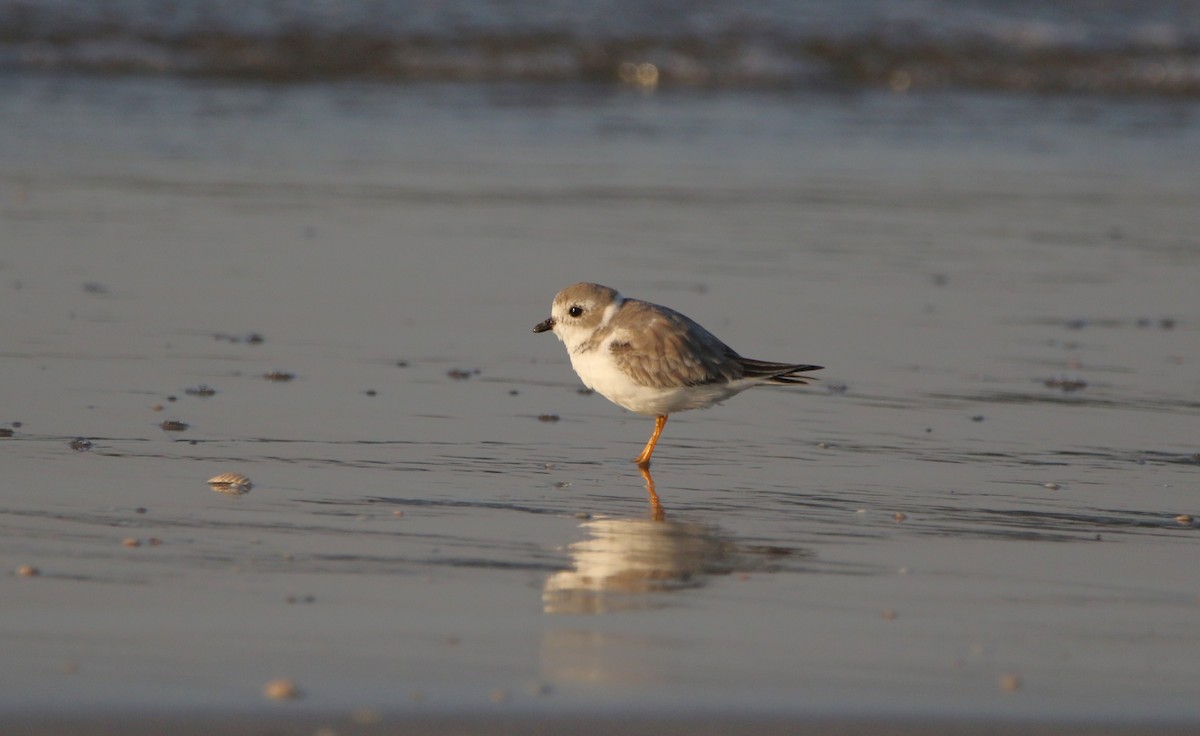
737 357 823 385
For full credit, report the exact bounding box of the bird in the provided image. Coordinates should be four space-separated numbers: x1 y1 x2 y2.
533 282 822 468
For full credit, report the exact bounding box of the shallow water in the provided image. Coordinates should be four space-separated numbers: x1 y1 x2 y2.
4 0 1200 96
2 75 1199 725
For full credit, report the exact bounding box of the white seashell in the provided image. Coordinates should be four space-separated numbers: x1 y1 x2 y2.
207 472 253 494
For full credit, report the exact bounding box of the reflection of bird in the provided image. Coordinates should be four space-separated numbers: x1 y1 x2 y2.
543 507 809 615
534 282 821 467
542 516 739 615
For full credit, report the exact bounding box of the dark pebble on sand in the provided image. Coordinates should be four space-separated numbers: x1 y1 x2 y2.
214 332 265 344
538 414 560 422
1044 376 1087 391
183 385 217 397
68 438 93 451
263 371 295 382
396 360 409 368
447 368 478 380
971 415 985 422
0 428 12 438
364 389 377 396
160 420 189 432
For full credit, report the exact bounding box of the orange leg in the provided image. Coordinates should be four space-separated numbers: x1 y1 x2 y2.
637 465 665 522
633 414 668 469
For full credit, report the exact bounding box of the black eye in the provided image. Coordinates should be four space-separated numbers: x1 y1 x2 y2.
568 305 584 318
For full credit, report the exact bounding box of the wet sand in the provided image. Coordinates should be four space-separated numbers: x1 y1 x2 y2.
2 77 1199 731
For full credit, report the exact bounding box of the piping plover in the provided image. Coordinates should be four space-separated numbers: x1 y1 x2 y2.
533 282 822 467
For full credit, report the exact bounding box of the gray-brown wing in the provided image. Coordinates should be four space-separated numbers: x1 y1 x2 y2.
607 301 743 388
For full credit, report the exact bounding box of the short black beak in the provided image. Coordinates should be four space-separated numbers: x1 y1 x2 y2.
533 317 554 333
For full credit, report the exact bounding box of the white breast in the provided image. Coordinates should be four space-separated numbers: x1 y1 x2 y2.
568 335 742 417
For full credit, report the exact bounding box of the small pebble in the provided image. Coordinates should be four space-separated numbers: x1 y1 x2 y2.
537 414 560 422
214 332 265 345
574 512 591 520
1044 482 1061 490
183 385 217 397
0 428 13 438
998 674 1022 692
122 537 141 548
1044 376 1087 392
553 481 572 489
396 360 409 368
159 420 189 432
508 389 519 396
1175 514 1193 525
147 538 163 546
208 472 253 494
392 510 405 518
881 609 897 620
893 512 908 522
68 438 93 451
17 564 40 577
151 404 164 412
970 415 985 422
263 678 302 701
446 368 477 380
488 688 509 704
364 389 377 396
263 371 295 382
